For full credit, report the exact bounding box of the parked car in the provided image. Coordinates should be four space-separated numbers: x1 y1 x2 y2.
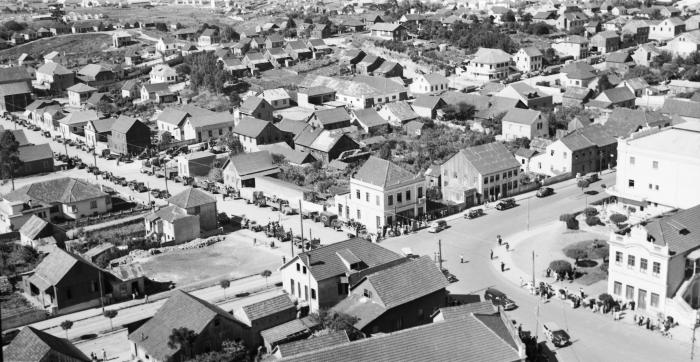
484 288 517 310
495 198 516 210
428 220 447 233
42 131 51 138
464 208 484 219
536 187 554 198
543 322 570 347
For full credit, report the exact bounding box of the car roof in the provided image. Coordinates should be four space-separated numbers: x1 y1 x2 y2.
486 288 506 296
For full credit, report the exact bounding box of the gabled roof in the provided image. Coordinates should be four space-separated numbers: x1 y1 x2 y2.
353 156 418 188
260 316 319 346
277 331 349 358
189 112 235 128
352 108 388 128
157 107 189 126
604 108 669 137
110 115 142 134
234 294 295 326
61 110 98 125
121 79 138 91
370 22 403 31
412 95 445 109
19 214 49 239
381 101 418 122
0 66 31 83
0 81 31 96
37 61 72 75
560 124 616 151
78 63 112 78
283 237 404 282
67 83 96 93
659 98 700 118
227 150 278 176
312 107 351 126
4 327 90 362
596 87 635 104
606 51 631 63
233 116 274 138
280 309 521 362
521 46 543 57
28 247 96 289
277 118 311 136
129 290 241 361
18 143 53 163
502 108 541 126
142 82 170 93
240 96 267 114
561 61 597 80
287 40 310 51
459 142 520 175
168 187 216 209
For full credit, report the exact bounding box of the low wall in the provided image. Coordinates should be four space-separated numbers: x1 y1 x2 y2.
2 309 47 331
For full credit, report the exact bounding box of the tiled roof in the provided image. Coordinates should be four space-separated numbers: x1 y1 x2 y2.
370 22 402 31
561 62 597 80
514 147 537 158
277 118 311 136
18 143 52 163
129 290 241 361
312 107 351 126
0 66 31 83
277 331 349 358
233 116 273 138
381 101 418 122
412 95 444 109
90 117 116 134
472 48 512 64
37 61 72 75
259 143 315 165
61 110 99 125
168 187 216 209
279 311 522 362
353 156 419 188
4 327 90 362
352 108 388 128
0 81 30 96
596 87 635 104
284 237 404 281
563 86 592 100
521 46 542 57
228 150 279 176
299 75 405 98
645 204 700 255
189 112 235 128
240 96 266 114
460 142 520 175
78 63 111 78
8 129 29 146
67 83 96 93
659 98 700 118
234 294 295 326
19 215 49 239
157 107 190 126
502 108 541 126
110 263 144 281
110 115 142 134
142 82 170 93
604 108 669 137
29 247 94 288
83 242 115 259
4 177 106 205
437 301 497 320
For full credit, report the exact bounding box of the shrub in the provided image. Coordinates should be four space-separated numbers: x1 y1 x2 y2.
549 260 573 274
610 213 628 225
586 215 601 226
559 213 574 222
600 260 609 273
584 207 598 217
566 218 579 230
598 293 614 303
564 247 588 262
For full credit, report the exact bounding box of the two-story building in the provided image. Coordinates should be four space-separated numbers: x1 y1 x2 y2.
280 237 406 312
167 187 218 231
76 64 115 88
501 109 547 141
233 116 290 152
607 123 700 215
183 111 236 143
409 73 449 95
591 30 621 54
552 35 589 60
232 294 297 347
66 83 97 108
108 116 151 156
34 62 75 94
465 48 512 81
369 23 407 41
440 142 521 207
649 18 685 41
608 205 700 328
149 64 178 84
513 47 543 73
335 157 426 234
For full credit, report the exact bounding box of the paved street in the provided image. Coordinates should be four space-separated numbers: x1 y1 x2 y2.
380 173 693 362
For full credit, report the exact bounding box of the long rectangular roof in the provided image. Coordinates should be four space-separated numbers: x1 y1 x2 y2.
459 142 520 175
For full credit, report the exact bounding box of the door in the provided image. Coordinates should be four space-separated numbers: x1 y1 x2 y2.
638 289 647 310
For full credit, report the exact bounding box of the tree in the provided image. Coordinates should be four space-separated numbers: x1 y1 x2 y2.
60 320 73 339
309 309 363 340
577 179 590 193
609 213 628 225
378 143 391 160
549 260 572 278
503 10 516 23
260 270 271 286
103 309 118 330
564 247 588 265
220 279 230 298
216 132 244 155
0 130 23 190
596 74 613 93
520 12 533 23
155 22 168 32
96 99 114 115
221 25 239 42
176 63 191 77
168 327 198 361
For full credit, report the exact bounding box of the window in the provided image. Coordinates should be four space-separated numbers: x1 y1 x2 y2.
484 177 488 184
628 179 635 188
388 195 393 206
655 185 659 191
296 263 300 271
453 171 457 179
638 289 647 309
290 279 295 294
365 192 369 202
418 187 423 198
630 156 635 165
363 289 372 298
653 262 661 275
406 190 411 201
615 251 623 263
208 130 213 137
194 206 201 214
375 195 380 205
302 266 307 274
651 293 659 308
626 285 634 300
628 255 635 267
495 174 500 181
490 176 494 183
641 258 648 271
652 160 658 169
305 286 308 301
356 190 360 199
356 209 361 219
613 281 622 295
397 193 402 203
90 200 98 209
311 288 316 299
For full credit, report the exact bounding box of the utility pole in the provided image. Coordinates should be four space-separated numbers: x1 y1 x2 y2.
147 182 152 208
692 312 699 360
532 251 536 289
438 239 442 270
92 148 98 180
98 269 105 313
298 200 304 251
527 196 530 231
290 228 294 258
163 165 169 194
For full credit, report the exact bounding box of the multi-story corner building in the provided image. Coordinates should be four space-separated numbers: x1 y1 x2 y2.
607 205 700 328
335 156 426 234
608 123 700 215
465 48 512 81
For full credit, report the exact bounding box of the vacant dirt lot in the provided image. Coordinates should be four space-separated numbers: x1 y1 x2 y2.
0 33 111 60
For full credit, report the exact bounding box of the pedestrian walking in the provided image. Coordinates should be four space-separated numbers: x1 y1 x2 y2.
490 249 493 260
497 235 502 245
282 256 286 264
579 287 584 299
102 349 106 361
505 242 510 251
646 318 651 330
132 292 135 300
145 294 149 303
500 261 505 272
253 238 256 246
460 254 464 263
564 287 568 296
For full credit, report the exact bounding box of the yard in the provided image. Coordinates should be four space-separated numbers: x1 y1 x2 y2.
1 292 35 318
137 232 283 288
0 33 112 60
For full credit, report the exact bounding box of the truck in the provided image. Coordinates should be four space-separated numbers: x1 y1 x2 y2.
543 322 570 347
252 191 267 207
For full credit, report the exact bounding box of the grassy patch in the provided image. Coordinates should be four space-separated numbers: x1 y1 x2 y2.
0 293 34 317
576 268 607 286
563 239 609 260
0 33 111 60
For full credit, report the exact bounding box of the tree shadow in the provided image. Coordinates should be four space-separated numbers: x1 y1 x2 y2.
585 190 599 195
575 259 598 268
